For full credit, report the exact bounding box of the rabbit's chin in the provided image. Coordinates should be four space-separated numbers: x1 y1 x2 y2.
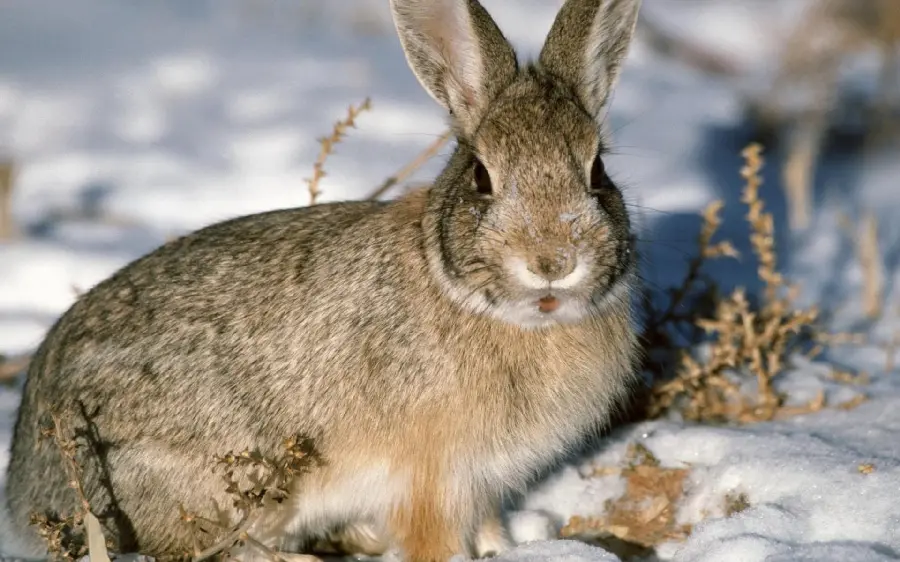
485 281 633 330
489 296 593 329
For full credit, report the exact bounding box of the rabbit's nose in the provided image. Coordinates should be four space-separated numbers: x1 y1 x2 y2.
507 253 586 291
529 254 577 284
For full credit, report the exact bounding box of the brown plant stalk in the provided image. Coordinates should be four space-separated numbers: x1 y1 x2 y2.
305 98 372 205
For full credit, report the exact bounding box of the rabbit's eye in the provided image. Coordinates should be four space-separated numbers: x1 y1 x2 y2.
590 155 613 192
474 160 493 196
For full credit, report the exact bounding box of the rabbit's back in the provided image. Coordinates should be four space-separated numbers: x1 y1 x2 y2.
19 199 395 421
5 198 439 554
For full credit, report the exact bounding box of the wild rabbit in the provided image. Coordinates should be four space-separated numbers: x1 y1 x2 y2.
3 0 643 560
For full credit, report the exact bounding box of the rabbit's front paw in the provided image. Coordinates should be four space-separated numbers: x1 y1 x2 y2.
474 515 513 558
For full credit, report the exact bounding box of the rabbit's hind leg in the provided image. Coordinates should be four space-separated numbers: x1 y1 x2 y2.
474 511 513 558
311 521 390 557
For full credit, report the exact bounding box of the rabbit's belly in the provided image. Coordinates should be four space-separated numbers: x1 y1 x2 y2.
248 460 407 546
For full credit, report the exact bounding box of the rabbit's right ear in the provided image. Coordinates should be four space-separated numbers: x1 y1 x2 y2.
390 0 518 135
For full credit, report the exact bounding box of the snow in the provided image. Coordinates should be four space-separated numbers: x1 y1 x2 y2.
512 401 900 561
492 540 620 562
2 1 900 561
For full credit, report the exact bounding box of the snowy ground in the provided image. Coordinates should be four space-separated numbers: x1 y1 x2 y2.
1 1 899 561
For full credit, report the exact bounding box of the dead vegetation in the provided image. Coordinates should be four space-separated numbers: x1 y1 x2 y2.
0 160 16 240
723 491 750 517
305 97 372 206
559 441 759 561
179 437 319 562
857 212 885 320
30 411 111 562
0 353 29 385
644 143 868 424
30 412 319 562
367 130 452 201
561 443 691 558
749 0 900 231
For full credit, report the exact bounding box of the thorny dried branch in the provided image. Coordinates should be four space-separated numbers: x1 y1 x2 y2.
29 412 94 561
305 97 372 205
0 160 16 240
858 212 885 320
180 435 319 562
641 199 739 368
367 130 452 200
0 354 29 383
646 144 867 424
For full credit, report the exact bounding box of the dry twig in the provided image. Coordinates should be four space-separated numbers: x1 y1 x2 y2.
29 411 98 561
858 212 884 319
648 144 866 423
180 435 319 562
366 131 452 200
0 354 29 383
305 98 372 205
0 160 16 240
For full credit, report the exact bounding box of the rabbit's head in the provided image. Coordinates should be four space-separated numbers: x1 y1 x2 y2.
392 0 642 328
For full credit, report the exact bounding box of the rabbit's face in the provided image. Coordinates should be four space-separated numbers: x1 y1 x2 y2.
435 75 635 329
392 0 642 328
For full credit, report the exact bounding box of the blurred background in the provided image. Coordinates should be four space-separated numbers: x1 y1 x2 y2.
0 0 898 360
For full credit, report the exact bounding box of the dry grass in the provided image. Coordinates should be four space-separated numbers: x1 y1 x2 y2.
858 212 885 320
0 354 29 385
749 0 900 232
367 130 452 200
305 97 372 205
560 443 691 559
30 411 111 562
645 144 866 424
180 437 319 562
557 442 757 560
31 410 318 562
723 491 750 517
0 159 16 240
640 199 739 380
885 331 900 372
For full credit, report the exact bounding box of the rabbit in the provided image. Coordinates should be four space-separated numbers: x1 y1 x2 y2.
2 0 643 560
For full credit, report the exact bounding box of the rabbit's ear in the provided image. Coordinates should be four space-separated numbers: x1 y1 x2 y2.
539 0 641 119
390 0 517 134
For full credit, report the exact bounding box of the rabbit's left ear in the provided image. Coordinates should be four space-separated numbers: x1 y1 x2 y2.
390 0 518 135
539 0 642 119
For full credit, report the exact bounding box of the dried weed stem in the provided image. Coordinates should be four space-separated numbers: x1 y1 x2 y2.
305 97 372 205
181 436 318 562
29 411 95 560
367 130 451 200
648 144 864 423
0 160 15 240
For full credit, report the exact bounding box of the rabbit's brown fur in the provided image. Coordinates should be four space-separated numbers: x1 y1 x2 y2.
3 1 643 560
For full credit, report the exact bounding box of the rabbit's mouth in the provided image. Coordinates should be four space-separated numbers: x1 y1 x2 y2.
537 295 561 314
487 288 594 328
